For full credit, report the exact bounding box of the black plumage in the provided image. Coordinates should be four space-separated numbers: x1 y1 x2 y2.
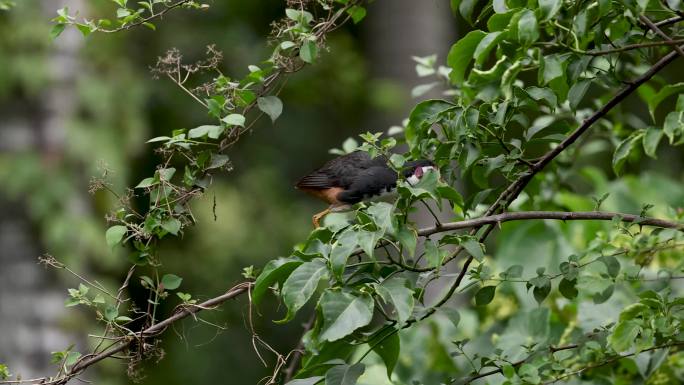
296 151 432 204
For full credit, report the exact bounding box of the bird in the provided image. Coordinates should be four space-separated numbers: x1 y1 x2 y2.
295 151 436 227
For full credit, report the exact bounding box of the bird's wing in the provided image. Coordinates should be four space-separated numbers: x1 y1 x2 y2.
337 165 398 204
295 171 338 189
296 151 378 190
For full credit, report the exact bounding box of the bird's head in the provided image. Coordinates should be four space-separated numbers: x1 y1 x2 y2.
403 160 437 185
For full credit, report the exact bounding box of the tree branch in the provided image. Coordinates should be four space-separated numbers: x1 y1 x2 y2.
0 282 252 385
640 15 684 59
416 211 683 237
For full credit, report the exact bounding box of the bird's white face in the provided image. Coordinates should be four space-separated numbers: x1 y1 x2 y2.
407 166 436 186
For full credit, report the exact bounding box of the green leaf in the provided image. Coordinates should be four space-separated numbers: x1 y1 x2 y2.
488 10 515 31
517 10 539 46
105 225 127 248
530 275 551 304
161 217 181 235
375 277 415 324
619 303 649 321
158 167 176 181
188 125 224 139
104 305 118 321
395 227 417 257
648 84 684 121
330 229 359 280
50 23 66 40
425 239 444 268
319 291 374 342
609 320 640 352
593 284 615 304
325 363 365 385
405 169 440 200
538 0 562 20
346 5 366 23
75 23 93 37
278 259 329 323
526 87 558 109
439 307 460 328
458 0 478 22
161 274 182 290
367 202 394 233
135 177 157 189
357 230 381 258
463 239 485 261
0 363 10 380
502 364 515 378
541 54 565 87
558 278 578 299
664 111 684 144
493 0 507 13
222 113 246 127
504 264 523 278
300 40 318 63
519 363 540 384
473 31 503 66
568 79 591 111
599 255 621 278
285 378 324 385
257 96 283 123
372 330 399 379
447 30 486 86
612 133 642 175
475 285 496 305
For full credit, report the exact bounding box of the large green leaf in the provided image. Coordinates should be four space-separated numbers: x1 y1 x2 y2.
517 10 539 46
425 239 445 268
367 202 394 234
609 320 640 352
285 377 324 385
612 133 643 175
473 31 503 66
257 96 283 123
447 30 486 85
278 259 329 323
319 290 374 342
540 54 565 85
568 79 591 111
371 330 400 379
356 230 381 258
475 285 496 305
253 258 303 305
538 0 562 20
105 225 127 248
324 363 365 385
648 84 684 121
664 111 684 144
395 227 417 257
330 229 359 280
375 277 415 325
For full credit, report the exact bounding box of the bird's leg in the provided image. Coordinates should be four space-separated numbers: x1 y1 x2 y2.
312 206 332 228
